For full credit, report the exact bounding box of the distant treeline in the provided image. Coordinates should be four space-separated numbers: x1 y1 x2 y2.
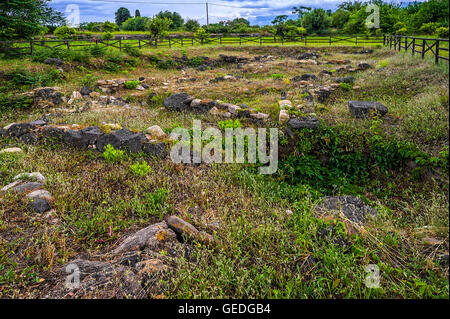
80 1 449 37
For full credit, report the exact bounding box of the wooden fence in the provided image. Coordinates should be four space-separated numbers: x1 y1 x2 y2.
0 34 384 56
384 35 449 64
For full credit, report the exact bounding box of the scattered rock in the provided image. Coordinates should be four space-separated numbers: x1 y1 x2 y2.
301 74 317 81
80 86 92 96
114 221 178 255
279 109 290 124
146 125 167 139
348 101 388 118
13 172 45 183
166 215 214 245
315 196 377 225
287 116 319 130
0 147 22 154
43 58 64 66
357 62 372 70
96 128 145 153
163 93 191 112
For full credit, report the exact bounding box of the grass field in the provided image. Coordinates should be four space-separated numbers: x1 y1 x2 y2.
0 43 448 298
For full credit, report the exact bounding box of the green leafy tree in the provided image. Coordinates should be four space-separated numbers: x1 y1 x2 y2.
115 7 131 26
135 9 141 18
146 16 172 37
156 11 184 30
0 0 64 40
121 17 149 31
301 9 331 35
184 19 200 31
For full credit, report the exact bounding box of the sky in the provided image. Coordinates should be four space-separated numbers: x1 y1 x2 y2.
48 0 418 26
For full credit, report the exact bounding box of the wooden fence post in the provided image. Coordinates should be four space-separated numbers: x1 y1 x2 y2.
405 37 408 53
119 38 122 51
355 35 357 46
383 35 386 46
30 40 34 56
260 37 262 46
155 38 158 49
329 33 332 46
412 38 415 55
435 40 439 64
421 39 425 59
138 39 141 49
169 38 171 48
66 40 70 50
305 35 307 46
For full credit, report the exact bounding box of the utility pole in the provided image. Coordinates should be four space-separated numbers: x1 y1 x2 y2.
206 2 209 27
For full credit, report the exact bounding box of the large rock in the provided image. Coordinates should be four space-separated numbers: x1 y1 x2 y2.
96 128 145 153
333 76 355 84
287 116 319 130
1 181 43 194
315 196 377 224
163 93 191 111
3 123 35 137
43 58 64 66
348 101 388 118
142 141 167 158
166 215 214 245
113 222 178 255
27 190 52 213
80 126 104 145
301 73 317 81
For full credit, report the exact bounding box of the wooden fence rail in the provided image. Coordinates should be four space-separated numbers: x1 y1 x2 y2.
0 34 384 56
384 35 449 64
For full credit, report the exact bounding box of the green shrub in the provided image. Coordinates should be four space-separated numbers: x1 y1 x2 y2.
187 56 204 67
102 144 125 163
3 68 61 89
103 61 120 72
80 74 98 88
54 26 76 39
156 59 174 69
339 82 352 91
123 44 142 57
419 22 438 35
0 93 33 113
130 160 152 176
68 50 91 64
435 27 449 38
102 32 114 40
270 74 284 79
89 45 106 57
125 80 140 89
218 119 241 130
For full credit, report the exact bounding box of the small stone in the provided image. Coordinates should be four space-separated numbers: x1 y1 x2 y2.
0 147 22 154
146 125 167 139
279 109 290 124
13 172 45 183
279 100 292 109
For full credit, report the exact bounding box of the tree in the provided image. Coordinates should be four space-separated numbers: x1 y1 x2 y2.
156 11 184 30
292 6 311 20
115 7 131 26
331 9 350 30
146 16 172 37
135 10 141 18
0 0 64 40
184 19 200 32
301 9 331 34
121 17 149 31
